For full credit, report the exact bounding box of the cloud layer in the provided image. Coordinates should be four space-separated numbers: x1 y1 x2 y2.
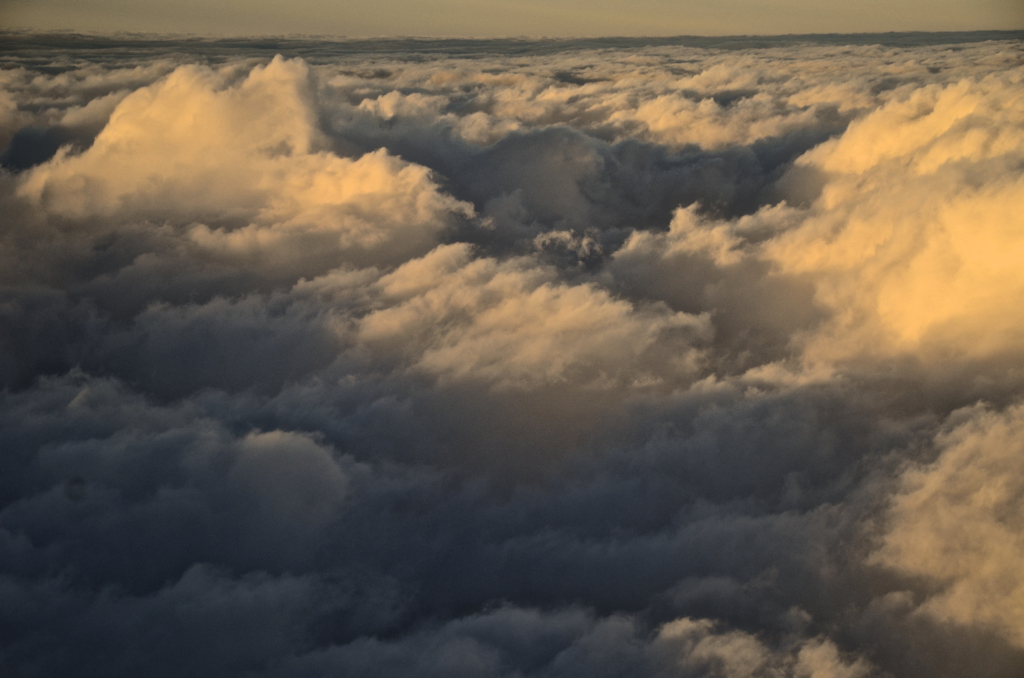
1 33 1024 677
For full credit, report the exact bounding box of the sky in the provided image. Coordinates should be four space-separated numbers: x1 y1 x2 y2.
3 0 1022 36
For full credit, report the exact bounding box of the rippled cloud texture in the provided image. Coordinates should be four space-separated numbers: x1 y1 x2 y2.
2 32 1024 677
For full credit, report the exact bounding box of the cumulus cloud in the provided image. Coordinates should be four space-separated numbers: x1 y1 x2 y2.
354 243 708 388
765 70 1024 370
872 403 1024 650
18 56 472 271
2 32 1024 678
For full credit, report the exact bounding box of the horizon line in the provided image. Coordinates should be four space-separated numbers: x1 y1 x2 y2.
3 28 1023 42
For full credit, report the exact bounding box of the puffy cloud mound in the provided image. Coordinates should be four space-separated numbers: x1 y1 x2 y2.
766 70 1024 367
873 403 1024 650
2 33 1024 678
354 243 708 389
18 56 472 270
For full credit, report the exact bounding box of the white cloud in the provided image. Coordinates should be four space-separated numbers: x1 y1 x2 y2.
353 243 709 389
764 69 1024 369
872 403 1024 650
658 618 871 678
17 56 473 269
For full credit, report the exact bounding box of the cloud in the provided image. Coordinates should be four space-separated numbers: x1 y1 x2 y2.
871 403 1024 650
268 608 871 678
765 71 1024 370
354 243 709 389
17 56 473 271
2 34 1024 678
